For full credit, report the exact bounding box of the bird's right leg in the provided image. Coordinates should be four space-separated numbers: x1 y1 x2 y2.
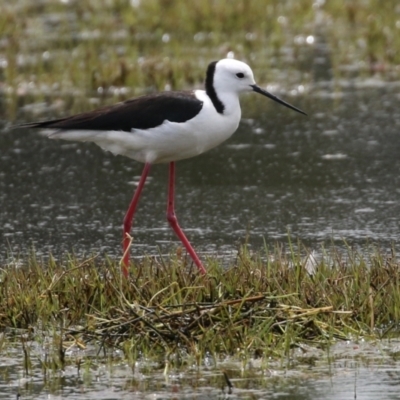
122 162 151 277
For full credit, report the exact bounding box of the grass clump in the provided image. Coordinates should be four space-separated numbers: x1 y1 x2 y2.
1 245 400 364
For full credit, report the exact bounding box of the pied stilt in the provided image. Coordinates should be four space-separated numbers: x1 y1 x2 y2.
20 58 306 277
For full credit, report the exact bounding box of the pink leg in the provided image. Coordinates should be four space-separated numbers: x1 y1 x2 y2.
122 162 151 277
166 162 207 275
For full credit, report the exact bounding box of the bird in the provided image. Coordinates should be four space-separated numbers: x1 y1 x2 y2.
19 58 306 277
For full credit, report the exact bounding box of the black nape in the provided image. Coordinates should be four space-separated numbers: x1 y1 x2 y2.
205 61 225 114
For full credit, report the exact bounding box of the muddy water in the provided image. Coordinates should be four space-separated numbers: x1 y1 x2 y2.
1 339 400 399
2 82 400 262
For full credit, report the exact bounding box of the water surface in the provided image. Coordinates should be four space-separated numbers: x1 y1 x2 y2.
2 82 400 262
2 339 400 399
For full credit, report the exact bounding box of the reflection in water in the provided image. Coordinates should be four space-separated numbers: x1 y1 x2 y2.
1 84 400 262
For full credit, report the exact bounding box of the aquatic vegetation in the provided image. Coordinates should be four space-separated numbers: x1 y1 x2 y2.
1 245 400 367
1 0 399 122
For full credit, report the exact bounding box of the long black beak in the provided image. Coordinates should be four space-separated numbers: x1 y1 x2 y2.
251 84 307 116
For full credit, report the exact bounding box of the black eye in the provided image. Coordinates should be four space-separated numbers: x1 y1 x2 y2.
236 72 245 78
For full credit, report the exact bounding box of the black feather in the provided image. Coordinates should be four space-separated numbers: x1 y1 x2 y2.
205 61 224 114
19 91 203 132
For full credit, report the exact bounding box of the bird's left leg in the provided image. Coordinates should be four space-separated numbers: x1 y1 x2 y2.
166 161 207 275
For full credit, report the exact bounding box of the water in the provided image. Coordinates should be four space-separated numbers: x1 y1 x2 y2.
2 339 400 399
2 82 400 262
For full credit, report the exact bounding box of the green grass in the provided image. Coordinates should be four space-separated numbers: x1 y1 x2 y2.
2 244 400 371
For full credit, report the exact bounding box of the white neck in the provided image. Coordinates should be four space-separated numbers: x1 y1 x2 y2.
217 90 241 116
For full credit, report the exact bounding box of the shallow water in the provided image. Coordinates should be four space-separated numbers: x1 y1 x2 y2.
2 339 400 399
2 1 400 263
2 82 400 262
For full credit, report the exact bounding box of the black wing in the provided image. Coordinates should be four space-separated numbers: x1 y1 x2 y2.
19 91 203 132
